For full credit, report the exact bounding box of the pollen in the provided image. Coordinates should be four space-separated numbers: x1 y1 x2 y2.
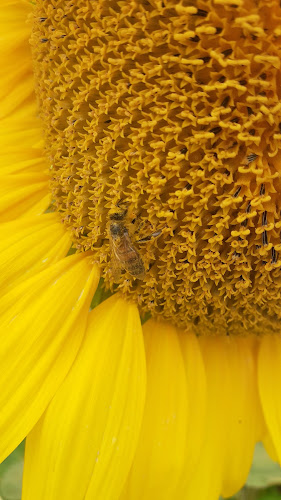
30 0 281 335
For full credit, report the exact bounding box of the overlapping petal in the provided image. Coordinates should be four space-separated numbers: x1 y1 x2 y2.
23 295 146 500
185 335 262 500
0 213 71 293
0 1 31 55
176 331 207 495
262 431 279 464
0 4 279 500
122 320 188 500
0 0 34 118
0 252 99 462
0 102 46 175
0 0 49 218
219 336 262 498
258 334 281 465
0 173 50 221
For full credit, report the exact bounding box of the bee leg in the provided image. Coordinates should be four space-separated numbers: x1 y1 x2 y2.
116 198 125 208
131 211 142 225
132 212 153 237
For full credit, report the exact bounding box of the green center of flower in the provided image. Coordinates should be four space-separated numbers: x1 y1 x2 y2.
31 0 281 334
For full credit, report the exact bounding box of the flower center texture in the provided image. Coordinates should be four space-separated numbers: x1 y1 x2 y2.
31 0 281 335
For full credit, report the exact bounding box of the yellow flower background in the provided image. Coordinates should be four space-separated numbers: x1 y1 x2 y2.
1 1 281 499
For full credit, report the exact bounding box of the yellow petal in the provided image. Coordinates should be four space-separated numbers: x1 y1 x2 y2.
257 403 277 462
0 1 31 55
0 0 33 118
0 157 46 175
0 0 49 219
185 337 224 500
263 432 279 463
0 73 35 119
220 336 262 498
0 252 99 462
0 102 46 175
122 320 188 500
22 294 146 500
176 331 207 495
0 213 71 293
185 444 222 500
258 334 281 464
186 335 261 500
0 173 49 222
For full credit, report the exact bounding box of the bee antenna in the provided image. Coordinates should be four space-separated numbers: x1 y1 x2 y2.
116 198 127 208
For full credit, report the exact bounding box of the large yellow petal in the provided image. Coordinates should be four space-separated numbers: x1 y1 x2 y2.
0 173 50 221
0 1 31 55
0 105 46 175
0 213 71 293
184 337 224 500
220 336 262 498
186 335 261 500
176 331 207 496
0 0 34 118
22 294 146 500
258 334 281 464
0 0 49 216
122 320 188 500
0 71 34 119
0 252 99 462
185 444 222 500
263 432 279 464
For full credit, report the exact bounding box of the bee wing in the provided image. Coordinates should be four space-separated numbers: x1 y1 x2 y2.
110 254 122 281
121 236 146 279
110 233 145 280
109 240 123 281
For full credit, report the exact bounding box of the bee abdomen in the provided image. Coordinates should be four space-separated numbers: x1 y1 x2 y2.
127 256 145 278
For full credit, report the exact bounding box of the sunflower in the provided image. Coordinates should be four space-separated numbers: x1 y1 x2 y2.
1 0 281 498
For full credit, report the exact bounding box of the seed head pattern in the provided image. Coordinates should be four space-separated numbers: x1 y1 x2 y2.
31 0 281 334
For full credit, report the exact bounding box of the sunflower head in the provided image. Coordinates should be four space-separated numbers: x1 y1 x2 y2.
2 2 281 499
30 0 281 335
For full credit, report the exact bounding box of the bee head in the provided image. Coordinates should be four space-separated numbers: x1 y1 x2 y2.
109 207 128 221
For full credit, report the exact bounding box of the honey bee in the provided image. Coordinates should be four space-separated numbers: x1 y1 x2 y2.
109 208 146 280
